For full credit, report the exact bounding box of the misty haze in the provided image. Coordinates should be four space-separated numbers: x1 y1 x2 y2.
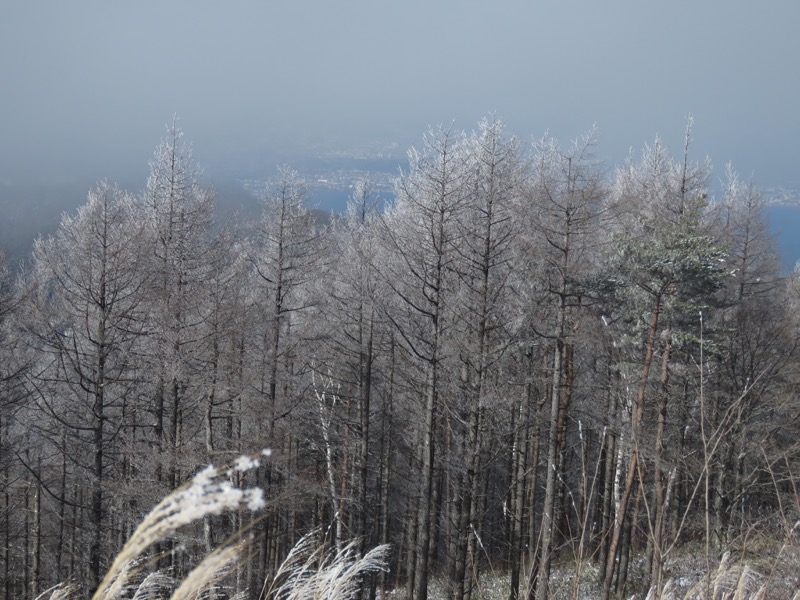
2 2 800 600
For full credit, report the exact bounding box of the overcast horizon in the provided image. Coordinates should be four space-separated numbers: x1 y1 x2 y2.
2 1 799 189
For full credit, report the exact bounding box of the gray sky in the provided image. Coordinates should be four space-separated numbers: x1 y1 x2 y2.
1 0 799 187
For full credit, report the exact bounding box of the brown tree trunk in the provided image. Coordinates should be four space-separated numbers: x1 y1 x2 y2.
508 394 530 600
603 292 663 600
646 328 673 595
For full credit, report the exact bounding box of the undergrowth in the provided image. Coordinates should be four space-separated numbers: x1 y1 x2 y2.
32 451 799 600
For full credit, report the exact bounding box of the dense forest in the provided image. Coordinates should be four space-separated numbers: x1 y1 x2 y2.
1 117 799 600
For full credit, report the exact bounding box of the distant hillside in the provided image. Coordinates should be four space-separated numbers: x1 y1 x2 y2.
0 180 93 265
0 180 258 265
0 180 336 267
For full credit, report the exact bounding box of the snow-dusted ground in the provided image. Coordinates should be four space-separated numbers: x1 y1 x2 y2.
381 540 800 600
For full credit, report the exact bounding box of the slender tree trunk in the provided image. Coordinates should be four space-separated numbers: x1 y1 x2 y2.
205 317 220 457
647 328 672 595
430 458 445 574
90 351 106 592
554 343 574 553
598 383 618 571
23 480 30 599
319 387 344 551
508 394 530 600
528 332 565 600
527 418 542 571
603 291 663 600
68 483 78 585
30 471 41 599
453 400 482 600
379 338 396 599
413 364 439 600
359 312 374 541
0 416 10 600
616 482 642 599
464 417 485 600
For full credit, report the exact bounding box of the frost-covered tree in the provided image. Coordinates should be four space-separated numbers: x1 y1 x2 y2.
520 127 608 600
447 117 525 600
139 120 215 491
705 167 796 554
250 165 324 438
378 125 472 600
20 181 148 593
0 249 30 599
5 115 800 599
316 177 387 556
245 164 328 587
601 124 728 598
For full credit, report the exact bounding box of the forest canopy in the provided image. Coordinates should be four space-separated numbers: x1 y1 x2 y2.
1 117 799 600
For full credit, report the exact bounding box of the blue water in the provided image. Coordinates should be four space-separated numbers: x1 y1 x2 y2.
764 205 800 273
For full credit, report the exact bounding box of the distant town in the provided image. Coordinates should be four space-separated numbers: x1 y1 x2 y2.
239 165 396 202
241 162 800 209
763 186 800 206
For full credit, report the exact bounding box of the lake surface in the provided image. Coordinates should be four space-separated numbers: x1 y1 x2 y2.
764 205 800 273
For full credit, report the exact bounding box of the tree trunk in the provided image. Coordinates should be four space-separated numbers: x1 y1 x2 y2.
647 327 672 595
358 310 374 554
508 393 530 600
598 382 618 571
30 476 41 599
413 364 438 600
527 333 565 600
378 338 396 599
603 291 663 600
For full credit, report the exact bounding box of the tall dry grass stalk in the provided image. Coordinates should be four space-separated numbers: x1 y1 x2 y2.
43 450 389 600
91 452 268 600
40 453 266 600
35 583 79 600
646 550 800 600
129 571 173 599
684 552 764 600
169 540 245 600
263 531 389 600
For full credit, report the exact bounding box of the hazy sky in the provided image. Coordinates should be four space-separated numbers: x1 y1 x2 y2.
2 0 799 187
